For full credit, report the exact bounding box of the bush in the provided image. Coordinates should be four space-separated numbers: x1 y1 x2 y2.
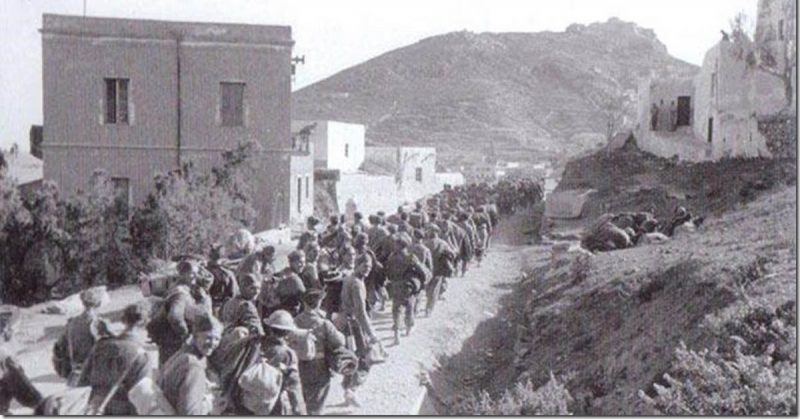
62 170 134 289
452 373 573 415
129 141 259 265
640 302 797 415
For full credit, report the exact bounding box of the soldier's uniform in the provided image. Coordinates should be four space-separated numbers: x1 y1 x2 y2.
148 284 206 366
385 248 428 337
53 311 108 381
294 307 345 415
274 269 307 317
261 335 307 415
78 332 156 415
424 235 457 315
221 296 263 336
159 344 215 415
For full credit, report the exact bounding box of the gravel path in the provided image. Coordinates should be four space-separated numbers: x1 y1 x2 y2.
323 210 539 415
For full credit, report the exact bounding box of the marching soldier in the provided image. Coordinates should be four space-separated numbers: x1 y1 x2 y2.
79 302 156 415
294 290 346 415
220 273 264 336
159 312 222 415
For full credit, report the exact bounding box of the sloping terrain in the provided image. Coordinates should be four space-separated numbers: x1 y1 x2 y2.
293 18 698 167
546 141 797 234
428 168 796 414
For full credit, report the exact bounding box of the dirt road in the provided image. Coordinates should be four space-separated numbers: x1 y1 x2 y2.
322 210 545 415
8 211 542 415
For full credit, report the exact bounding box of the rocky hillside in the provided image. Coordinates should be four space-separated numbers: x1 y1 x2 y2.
293 18 698 167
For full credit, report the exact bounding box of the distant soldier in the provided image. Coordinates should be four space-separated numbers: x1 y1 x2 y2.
273 250 308 317
385 235 429 344
294 290 346 415
79 302 156 415
366 214 389 252
424 226 457 317
260 311 307 415
339 254 379 407
301 242 322 291
350 212 368 237
147 261 211 366
159 312 222 416
206 244 239 315
237 245 276 279
221 273 264 336
0 305 43 415
353 232 385 314
52 288 110 386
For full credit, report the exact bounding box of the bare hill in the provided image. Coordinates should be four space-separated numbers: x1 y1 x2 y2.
293 18 698 167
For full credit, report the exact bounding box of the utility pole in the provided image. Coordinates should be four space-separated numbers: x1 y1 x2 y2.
82 0 87 17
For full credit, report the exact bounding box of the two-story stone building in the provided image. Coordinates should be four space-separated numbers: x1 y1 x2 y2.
41 14 313 230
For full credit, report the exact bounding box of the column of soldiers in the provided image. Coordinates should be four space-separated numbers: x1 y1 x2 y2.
2 178 543 416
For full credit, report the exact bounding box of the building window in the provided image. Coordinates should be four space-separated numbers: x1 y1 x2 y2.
415 167 423 182
345 143 349 158
104 78 129 124
297 176 303 214
305 175 310 199
220 82 245 127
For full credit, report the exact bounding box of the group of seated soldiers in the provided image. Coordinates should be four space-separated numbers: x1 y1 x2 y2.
581 205 704 253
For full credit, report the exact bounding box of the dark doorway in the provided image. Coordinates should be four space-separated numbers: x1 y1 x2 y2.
677 96 691 126
707 117 713 143
297 177 302 214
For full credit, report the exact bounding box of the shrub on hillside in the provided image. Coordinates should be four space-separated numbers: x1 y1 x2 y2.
452 373 573 415
640 302 797 415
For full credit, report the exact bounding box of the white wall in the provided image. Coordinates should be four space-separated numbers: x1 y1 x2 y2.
326 121 365 172
397 147 437 204
336 172 399 218
435 172 465 190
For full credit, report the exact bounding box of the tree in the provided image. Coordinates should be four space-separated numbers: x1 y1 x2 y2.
130 141 260 264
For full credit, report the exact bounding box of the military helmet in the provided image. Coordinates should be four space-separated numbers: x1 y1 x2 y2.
264 310 298 331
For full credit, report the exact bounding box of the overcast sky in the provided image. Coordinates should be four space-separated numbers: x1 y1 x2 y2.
1 0 758 152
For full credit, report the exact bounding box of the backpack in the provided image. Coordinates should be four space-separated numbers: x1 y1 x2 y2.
128 377 176 415
287 329 317 362
237 360 283 415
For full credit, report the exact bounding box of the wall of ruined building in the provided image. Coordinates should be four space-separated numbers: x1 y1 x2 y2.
756 0 797 76
634 77 707 161
634 129 710 162
758 115 797 159
694 41 785 159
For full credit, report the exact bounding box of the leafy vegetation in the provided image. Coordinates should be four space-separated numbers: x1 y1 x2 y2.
640 301 797 415
452 374 574 415
0 142 259 305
